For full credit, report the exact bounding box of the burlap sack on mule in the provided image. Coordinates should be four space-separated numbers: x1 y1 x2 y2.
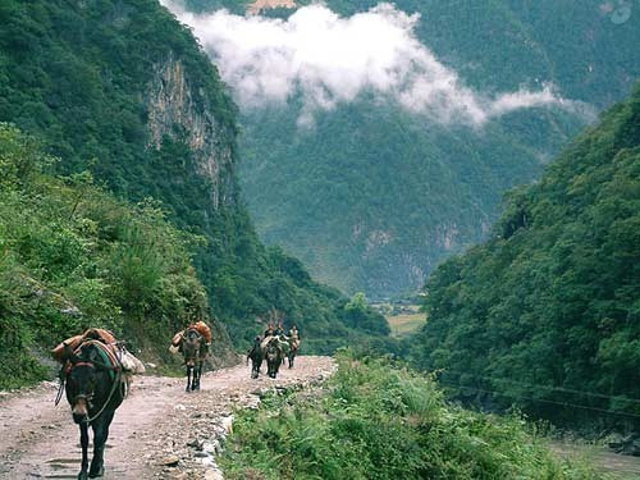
117 346 146 374
51 328 116 363
192 321 212 344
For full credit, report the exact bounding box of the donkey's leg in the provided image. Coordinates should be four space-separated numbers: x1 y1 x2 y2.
194 362 202 391
186 365 192 392
89 411 114 478
78 423 90 479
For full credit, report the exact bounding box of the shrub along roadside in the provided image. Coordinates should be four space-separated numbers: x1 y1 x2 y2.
0 124 234 389
0 121 392 389
220 351 602 480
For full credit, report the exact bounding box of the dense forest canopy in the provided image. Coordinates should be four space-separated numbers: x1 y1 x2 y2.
411 85 640 425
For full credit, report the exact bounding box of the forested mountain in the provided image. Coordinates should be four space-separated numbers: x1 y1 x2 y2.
411 85 640 424
183 0 640 298
240 103 581 297
0 0 389 375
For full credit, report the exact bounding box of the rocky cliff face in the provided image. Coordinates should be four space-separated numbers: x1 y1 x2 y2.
146 53 236 209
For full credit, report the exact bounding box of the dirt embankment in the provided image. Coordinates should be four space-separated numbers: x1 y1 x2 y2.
0 356 336 479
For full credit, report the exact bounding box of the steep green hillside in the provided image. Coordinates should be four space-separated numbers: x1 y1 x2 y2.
0 0 389 355
221 351 600 479
240 100 581 297
411 85 640 424
205 0 640 297
0 124 236 388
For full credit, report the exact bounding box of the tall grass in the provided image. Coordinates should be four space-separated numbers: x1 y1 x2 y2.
220 351 604 480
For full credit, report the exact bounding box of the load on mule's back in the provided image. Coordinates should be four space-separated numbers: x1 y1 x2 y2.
255 321 289 378
170 320 212 392
52 328 144 480
247 312 301 378
264 337 284 378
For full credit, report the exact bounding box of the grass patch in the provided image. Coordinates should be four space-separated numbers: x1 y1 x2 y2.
386 312 427 338
220 350 603 480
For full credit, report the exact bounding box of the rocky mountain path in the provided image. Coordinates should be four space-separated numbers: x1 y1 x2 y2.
0 356 336 479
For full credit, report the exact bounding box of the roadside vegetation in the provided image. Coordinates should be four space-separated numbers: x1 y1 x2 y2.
0 123 392 389
0 124 225 389
220 351 602 480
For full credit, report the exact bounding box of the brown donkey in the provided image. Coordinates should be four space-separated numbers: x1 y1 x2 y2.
181 327 207 392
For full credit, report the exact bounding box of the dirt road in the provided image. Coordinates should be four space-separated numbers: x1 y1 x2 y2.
0 356 336 479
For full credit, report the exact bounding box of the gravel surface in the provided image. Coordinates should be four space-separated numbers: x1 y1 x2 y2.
0 356 336 479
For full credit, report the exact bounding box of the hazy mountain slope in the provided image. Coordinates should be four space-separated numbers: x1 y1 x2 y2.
412 85 640 422
240 102 582 295
176 0 639 297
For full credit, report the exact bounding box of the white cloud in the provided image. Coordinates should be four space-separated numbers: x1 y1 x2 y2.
161 1 573 125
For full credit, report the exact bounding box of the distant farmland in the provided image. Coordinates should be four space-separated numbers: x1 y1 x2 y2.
384 305 426 338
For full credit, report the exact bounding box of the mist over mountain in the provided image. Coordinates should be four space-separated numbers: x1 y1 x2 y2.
163 2 578 126
164 0 639 297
